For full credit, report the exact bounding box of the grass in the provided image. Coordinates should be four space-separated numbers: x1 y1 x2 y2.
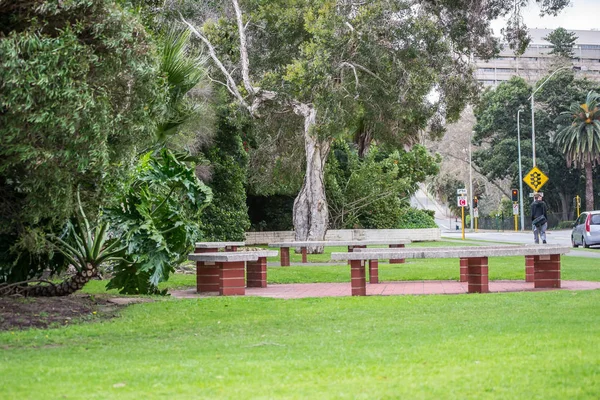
78 254 595 293
9 240 596 399
1 291 599 399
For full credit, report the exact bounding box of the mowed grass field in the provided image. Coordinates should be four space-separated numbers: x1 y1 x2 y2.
1 242 599 399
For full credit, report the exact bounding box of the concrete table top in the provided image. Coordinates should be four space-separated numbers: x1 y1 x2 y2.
194 241 245 248
188 250 278 262
268 240 411 247
331 245 571 260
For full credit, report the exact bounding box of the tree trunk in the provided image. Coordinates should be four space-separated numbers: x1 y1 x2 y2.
585 161 594 211
558 192 570 220
292 105 331 253
29 263 97 297
355 125 373 158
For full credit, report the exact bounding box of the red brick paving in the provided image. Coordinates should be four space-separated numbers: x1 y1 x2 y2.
170 280 600 299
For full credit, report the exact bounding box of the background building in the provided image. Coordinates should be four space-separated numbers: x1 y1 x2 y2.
475 29 600 87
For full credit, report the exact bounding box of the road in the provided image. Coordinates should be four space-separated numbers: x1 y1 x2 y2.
409 184 600 257
441 229 600 258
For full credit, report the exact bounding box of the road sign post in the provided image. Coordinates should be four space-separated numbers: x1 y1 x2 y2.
457 195 467 240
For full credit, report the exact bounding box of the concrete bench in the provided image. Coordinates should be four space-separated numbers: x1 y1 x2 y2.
331 245 571 296
188 250 277 296
268 240 411 266
194 241 245 253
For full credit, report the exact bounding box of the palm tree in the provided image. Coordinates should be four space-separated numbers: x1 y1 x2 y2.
156 28 209 145
553 91 600 211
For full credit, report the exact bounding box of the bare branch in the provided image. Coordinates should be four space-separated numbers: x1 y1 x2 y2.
232 0 255 96
339 62 360 98
181 15 252 112
352 63 386 84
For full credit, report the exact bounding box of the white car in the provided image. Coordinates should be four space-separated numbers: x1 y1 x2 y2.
571 211 600 248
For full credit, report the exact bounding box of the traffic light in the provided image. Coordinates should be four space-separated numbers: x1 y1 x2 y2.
473 196 478 208
511 189 519 202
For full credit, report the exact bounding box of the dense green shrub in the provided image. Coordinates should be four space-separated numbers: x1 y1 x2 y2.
326 141 439 229
397 208 438 229
200 102 250 241
0 0 168 283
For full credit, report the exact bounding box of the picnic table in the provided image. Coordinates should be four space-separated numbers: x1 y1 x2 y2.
188 250 277 296
194 241 245 253
331 245 570 296
267 240 411 266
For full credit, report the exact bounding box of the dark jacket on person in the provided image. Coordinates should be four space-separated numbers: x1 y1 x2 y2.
531 199 547 221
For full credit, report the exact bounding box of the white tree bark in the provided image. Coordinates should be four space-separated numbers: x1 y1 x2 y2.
185 2 332 248
292 103 331 253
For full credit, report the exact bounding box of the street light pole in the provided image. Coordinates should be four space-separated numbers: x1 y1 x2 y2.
528 66 571 167
517 108 525 231
469 131 474 230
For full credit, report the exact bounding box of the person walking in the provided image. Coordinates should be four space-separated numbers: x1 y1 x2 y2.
531 193 548 244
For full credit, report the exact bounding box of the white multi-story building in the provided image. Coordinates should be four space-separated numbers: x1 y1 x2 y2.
475 29 600 87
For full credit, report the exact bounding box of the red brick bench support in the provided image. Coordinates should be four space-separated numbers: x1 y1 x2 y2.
301 247 308 263
195 247 219 293
465 257 489 293
369 260 379 284
389 244 406 264
525 255 535 283
280 247 290 266
350 260 367 296
247 257 268 288
219 261 246 295
459 258 468 282
533 254 561 288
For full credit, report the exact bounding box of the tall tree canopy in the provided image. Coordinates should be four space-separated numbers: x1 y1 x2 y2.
186 0 570 246
554 91 600 211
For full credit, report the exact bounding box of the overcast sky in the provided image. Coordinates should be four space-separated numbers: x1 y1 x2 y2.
491 0 600 34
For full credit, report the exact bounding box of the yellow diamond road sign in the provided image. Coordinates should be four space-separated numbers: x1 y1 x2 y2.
524 166 549 191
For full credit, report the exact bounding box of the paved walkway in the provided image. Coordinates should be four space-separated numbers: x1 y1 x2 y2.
170 280 600 300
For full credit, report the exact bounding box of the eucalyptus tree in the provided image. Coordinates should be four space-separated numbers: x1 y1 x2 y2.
554 91 600 211
186 0 570 247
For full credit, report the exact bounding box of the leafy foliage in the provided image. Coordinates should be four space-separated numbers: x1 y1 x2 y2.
396 208 437 229
473 73 599 218
430 174 467 218
156 28 211 148
554 91 600 167
0 0 169 283
106 149 212 295
544 27 577 58
200 99 250 241
326 141 439 229
554 90 600 210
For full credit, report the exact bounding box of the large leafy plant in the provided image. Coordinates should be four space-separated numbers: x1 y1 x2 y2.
106 149 212 294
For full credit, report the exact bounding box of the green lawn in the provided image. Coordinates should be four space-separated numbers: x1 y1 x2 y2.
3 242 598 399
1 291 599 399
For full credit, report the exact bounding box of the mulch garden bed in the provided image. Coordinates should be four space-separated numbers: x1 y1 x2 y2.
0 295 127 331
